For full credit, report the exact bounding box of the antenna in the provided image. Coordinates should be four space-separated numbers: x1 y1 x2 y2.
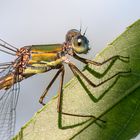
83 27 88 36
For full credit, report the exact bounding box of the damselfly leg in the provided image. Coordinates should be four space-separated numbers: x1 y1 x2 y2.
73 53 129 66
68 62 131 88
39 66 64 106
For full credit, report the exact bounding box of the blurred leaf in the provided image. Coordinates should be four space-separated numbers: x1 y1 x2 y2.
13 20 140 140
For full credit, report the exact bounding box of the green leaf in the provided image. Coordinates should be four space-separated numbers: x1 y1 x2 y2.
13 20 140 140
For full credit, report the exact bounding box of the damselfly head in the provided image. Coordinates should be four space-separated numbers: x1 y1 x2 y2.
65 29 80 42
65 29 90 54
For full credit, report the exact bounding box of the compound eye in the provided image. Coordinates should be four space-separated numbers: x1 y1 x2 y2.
77 38 82 46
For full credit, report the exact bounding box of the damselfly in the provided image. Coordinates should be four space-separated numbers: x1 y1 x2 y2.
0 29 130 140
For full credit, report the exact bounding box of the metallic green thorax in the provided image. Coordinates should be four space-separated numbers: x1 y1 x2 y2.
23 44 64 76
31 44 63 52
